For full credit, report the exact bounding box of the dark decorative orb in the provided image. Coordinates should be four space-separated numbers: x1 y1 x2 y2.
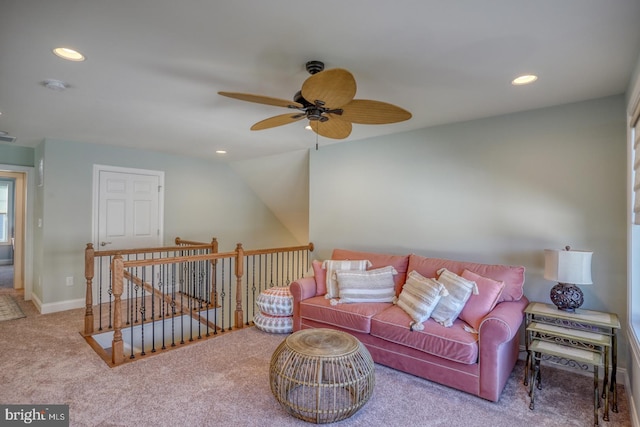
550 283 584 313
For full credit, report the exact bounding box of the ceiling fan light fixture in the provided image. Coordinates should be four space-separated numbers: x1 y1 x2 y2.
53 47 85 61
511 74 538 85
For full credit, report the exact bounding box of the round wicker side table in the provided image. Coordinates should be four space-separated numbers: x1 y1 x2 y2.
269 328 375 424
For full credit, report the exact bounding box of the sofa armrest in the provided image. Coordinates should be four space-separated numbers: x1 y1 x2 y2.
290 277 317 302
290 277 318 332
477 296 529 401
479 297 528 344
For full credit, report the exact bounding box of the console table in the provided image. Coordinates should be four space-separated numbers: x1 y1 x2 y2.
524 302 620 426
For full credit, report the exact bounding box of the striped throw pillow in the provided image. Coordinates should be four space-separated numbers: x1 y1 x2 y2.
394 270 448 331
322 259 372 299
431 268 479 327
334 266 398 304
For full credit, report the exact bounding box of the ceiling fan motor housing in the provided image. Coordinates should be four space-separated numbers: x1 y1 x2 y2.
305 61 324 75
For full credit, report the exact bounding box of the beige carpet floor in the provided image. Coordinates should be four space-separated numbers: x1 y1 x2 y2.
0 294 632 427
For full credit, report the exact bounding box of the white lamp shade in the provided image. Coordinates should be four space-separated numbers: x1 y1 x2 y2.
544 249 593 285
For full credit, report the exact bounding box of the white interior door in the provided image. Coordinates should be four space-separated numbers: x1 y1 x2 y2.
93 165 164 303
96 167 163 250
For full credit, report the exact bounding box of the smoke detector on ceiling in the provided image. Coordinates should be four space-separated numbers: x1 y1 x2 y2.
41 79 69 91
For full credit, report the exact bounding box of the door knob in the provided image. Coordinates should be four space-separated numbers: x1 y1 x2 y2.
101 241 112 247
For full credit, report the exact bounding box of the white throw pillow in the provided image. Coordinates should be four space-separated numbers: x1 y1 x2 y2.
322 259 372 299
394 270 448 331
334 266 398 304
431 268 479 327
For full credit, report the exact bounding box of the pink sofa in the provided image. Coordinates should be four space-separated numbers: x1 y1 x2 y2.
290 249 528 402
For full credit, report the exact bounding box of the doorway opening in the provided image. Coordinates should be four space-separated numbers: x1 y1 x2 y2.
0 170 27 293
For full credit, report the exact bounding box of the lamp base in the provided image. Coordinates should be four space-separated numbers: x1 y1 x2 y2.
550 283 584 313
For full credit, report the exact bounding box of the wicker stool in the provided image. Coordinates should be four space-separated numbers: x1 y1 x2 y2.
269 328 375 424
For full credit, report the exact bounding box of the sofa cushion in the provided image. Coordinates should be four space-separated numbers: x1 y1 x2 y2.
407 254 525 302
334 266 398 304
322 259 372 299
331 249 410 296
371 305 479 365
299 295 391 333
459 269 505 331
394 270 448 330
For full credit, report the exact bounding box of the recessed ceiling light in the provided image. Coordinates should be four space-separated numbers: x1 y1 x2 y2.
511 74 538 86
53 47 85 61
216 150 227 154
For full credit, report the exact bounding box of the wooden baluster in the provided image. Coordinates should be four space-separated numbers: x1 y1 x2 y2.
111 255 125 365
210 238 219 307
84 243 95 335
234 243 244 329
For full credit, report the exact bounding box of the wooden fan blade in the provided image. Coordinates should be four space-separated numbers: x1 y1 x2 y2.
309 116 352 139
340 99 412 124
218 92 302 109
251 113 305 130
301 69 356 109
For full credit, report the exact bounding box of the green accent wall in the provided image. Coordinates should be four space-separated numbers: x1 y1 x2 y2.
0 144 35 167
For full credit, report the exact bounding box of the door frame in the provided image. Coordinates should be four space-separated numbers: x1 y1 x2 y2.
0 165 34 300
92 164 165 248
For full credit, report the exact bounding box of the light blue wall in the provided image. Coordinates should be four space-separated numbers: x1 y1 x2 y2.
0 144 34 167
309 95 627 366
36 139 299 306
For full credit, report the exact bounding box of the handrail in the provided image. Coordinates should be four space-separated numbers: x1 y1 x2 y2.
84 238 313 366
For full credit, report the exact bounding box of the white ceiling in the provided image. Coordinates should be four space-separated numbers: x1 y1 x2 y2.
1 1 640 162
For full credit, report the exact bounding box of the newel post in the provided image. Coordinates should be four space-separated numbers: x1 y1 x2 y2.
234 243 244 329
84 243 95 335
111 254 125 365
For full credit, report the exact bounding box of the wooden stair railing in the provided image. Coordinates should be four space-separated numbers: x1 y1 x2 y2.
84 238 313 366
84 238 218 336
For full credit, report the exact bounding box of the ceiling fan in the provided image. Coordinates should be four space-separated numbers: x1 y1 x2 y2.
218 61 412 140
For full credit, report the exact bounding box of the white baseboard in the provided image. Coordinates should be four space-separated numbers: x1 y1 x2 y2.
627 329 640 427
30 293 85 314
624 368 639 427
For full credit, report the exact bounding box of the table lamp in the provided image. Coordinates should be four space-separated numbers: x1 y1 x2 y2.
544 246 593 312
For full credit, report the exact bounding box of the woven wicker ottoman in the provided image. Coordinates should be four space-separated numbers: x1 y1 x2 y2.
269 328 375 424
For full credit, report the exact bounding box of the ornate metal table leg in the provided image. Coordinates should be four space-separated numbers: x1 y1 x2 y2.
603 344 610 422
529 351 540 410
524 314 531 387
594 364 599 426
611 331 618 413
